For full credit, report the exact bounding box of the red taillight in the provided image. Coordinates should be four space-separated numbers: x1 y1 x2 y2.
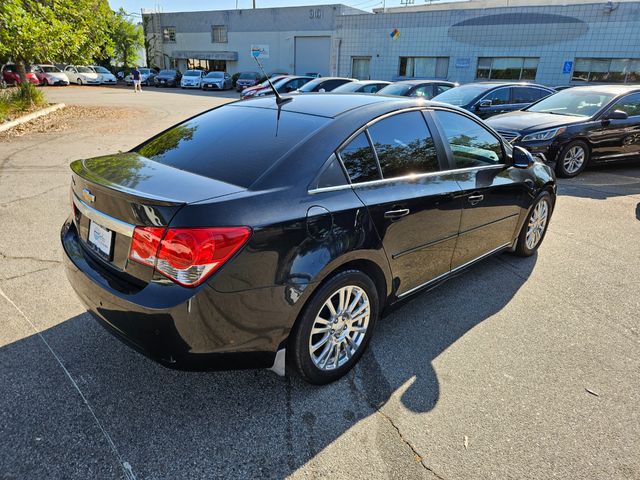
129 226 251 287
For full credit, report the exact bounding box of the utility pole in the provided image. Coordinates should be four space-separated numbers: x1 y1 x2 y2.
253 0 256 8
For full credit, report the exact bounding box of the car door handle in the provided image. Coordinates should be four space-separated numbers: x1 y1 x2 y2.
468 195 484 206
384 209 410 220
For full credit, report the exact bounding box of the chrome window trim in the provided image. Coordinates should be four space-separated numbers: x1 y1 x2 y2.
308 164 504 194
72 193 135 237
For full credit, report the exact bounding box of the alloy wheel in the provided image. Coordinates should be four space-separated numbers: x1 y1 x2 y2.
562 146 585 174
525 199 550 250
309 285 370 371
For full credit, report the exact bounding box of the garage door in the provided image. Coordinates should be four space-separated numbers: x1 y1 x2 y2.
294 36 331 76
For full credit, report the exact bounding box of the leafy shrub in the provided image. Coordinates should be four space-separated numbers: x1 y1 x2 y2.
0 82 47 122
231 72 240 88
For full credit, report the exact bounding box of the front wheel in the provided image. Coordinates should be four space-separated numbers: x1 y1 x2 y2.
77 78 83 86
290 270 379 384
513 191 553 257
557 141 589 178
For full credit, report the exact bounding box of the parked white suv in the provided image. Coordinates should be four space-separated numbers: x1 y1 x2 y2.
64 65 101 85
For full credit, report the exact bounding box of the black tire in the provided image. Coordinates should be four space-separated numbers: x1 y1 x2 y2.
556 140 589 178
513 191 554 257
77 78 82 86
290 270 379 385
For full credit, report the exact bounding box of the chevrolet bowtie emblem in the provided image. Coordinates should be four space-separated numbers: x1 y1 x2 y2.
82 188 95 203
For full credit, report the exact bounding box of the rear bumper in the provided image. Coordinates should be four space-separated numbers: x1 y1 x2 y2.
61 217 283 370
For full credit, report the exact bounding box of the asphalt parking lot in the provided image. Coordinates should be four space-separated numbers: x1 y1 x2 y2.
1 85 639 480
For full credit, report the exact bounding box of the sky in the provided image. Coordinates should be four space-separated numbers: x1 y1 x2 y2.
107 0 408 16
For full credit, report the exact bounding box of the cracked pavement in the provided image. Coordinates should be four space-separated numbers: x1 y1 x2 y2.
1 86 639 479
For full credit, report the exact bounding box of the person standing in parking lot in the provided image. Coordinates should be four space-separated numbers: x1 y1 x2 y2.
132 66 141 93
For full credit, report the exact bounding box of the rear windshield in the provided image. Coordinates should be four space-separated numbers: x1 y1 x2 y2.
136 105 329 187
377 83 413 96
239 72 258 79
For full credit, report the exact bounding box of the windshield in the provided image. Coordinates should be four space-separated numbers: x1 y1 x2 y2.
77 67 93 73
298 79 324 92
40 65 61 73
431 84 490 106
205 72 224 78
377 83 413 96
92 66 110 73
526 89 616 117
159 70 176 76
136 105 329 188
239 72 258 79
139 68 150 74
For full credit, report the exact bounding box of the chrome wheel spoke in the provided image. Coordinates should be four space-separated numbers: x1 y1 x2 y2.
309 284 370 371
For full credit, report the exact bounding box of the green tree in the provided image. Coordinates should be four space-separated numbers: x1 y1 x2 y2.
111 8 144 69
0 0 114 83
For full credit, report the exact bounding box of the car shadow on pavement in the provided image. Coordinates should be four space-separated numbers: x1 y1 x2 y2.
0 253 536 479
557 162 640 201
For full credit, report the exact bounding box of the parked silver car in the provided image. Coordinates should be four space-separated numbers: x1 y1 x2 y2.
201 71 233 91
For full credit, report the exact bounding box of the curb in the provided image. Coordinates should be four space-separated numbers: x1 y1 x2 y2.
0 103 66 133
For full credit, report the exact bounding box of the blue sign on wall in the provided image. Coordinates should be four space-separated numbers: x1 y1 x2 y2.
563 61 573 74
455 58 471 69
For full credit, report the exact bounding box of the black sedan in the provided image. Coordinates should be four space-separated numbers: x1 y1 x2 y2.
154 69 182 88
61 94 556 384
487 85 640 177
432 82 555 119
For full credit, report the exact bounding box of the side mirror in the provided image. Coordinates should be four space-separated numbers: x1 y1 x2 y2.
605 109 628 121
512 146 534 168
477 99 492 110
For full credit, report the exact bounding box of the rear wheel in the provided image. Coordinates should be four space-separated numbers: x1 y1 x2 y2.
290 270 379 384
557 141 589 178
514 191 553 257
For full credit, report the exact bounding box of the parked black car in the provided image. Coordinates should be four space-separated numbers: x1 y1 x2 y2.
487 85 640 177
296 77 355 93
253 75 313 97
154 69 182 88
332 80 391 94
61 94 556 384
377 80 456 99
432 82 555 119
235 71 261 92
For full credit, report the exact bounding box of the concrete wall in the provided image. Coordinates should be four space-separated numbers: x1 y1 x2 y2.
338 2 640 86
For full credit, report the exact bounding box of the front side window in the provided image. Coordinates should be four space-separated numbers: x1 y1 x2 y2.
399 57 449 78
477 57 538 80
435 84 452 96
339 133 380 183
481 88 511 105
211 25 228 43
608 93 640 117
368 111 439 178
163 26 176 42
433 111 503 168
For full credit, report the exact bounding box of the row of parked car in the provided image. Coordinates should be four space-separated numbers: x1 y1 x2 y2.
0 63 119 87
236 74 640 179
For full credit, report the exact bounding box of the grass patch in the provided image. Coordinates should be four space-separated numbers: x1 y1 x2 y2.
0 83 47 122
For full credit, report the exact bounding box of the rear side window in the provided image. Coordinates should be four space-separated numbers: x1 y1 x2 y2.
314 154 348 189
433 110 503 168
136 105 329 187
513 87 549 104
339 132 380 183
410 85 433 98
368 111 439 178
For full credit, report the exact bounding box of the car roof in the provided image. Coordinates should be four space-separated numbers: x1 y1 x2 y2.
565 84 640 95
464 81 552 89
232 92 463 119
393 79 455 85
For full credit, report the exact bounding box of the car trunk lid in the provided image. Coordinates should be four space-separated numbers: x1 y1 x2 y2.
70 152 245 282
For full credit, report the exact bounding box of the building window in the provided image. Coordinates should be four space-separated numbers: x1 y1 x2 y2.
351 57 371 80
572 58 640 83
399 57 449 79
476 57 538 81
212 25 228 43
162 26 176 43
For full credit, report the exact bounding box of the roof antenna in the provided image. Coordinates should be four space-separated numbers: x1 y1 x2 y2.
252 53 292 106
